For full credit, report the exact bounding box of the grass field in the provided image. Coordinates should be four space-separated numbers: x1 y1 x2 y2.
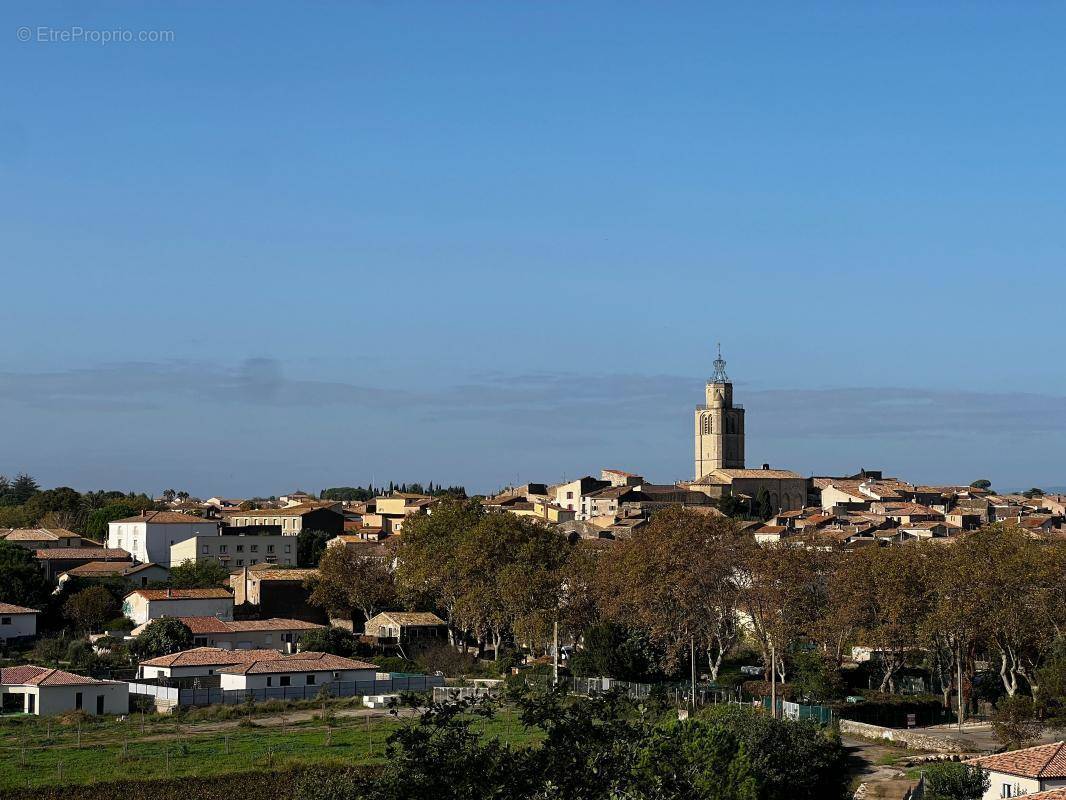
0 709 537 791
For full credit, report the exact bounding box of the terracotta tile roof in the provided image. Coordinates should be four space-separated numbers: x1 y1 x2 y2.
224 618 325 632
966 741 1066 779
0 603 39 614
1 528 80 541
217 651 376 675
1023 790 1066 800
694 468 802 484
62 561 163 577
113 512 216 525
125 588 232 601
368 611 446 627
154 616 232 634
0 665 115 686
139 647 280 668
230 567 317 582
35 548 130 560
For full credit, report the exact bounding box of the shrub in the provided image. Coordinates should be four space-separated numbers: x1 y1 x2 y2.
923 761 989 800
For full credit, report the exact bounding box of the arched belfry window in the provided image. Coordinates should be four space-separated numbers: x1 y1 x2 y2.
701 415 712 435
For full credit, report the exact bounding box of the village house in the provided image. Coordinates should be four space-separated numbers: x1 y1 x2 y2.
131 616 324 652
107 511 220 567
365 492 436 534
552 476 611 514
57 561 169 590
216 651 378 692
223 503 344 536
122 588 234 626
34 547 131 580
230 564 323 622
0 603 39 643
170 529 296 568
965 741 1066 800
1 528 86 550
0 666 127 716
363 611 447 644
137 647 280 681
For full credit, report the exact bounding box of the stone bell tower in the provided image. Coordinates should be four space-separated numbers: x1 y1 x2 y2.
694 344 745 479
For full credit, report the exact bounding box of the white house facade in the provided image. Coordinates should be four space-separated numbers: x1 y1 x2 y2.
107 511 219 567
0 666 127 716
0 603 39 642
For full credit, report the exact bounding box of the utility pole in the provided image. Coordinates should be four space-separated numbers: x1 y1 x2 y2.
771 643 777 719
690 635 696 711
552 619 559 686
957 635 964 731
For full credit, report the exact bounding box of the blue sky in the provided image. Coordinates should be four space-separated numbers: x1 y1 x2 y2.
1 2 1064 497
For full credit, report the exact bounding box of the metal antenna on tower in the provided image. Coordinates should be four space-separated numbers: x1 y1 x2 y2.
710 342 729 382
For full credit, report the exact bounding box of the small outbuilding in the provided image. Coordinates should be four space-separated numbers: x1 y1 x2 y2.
0 666 127 716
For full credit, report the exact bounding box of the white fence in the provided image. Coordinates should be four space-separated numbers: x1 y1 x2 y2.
128 675 444 708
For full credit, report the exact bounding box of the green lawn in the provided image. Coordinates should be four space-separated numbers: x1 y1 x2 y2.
0 710 537 790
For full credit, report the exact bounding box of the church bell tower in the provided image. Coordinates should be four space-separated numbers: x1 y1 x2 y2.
694 344 745 479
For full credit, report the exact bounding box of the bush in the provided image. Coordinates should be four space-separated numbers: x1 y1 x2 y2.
992 695 1042 750
371 656 419 673
105 615 135 631
923 762 989 800
298 626 359 656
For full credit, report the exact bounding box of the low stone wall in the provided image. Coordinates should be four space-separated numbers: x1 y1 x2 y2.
839 719 974 753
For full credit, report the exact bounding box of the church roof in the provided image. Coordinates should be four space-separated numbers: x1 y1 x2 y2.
694 468 802 484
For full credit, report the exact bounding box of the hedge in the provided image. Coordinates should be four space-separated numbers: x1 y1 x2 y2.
0 763 378 800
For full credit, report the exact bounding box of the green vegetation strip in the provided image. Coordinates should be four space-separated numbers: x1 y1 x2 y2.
0 711 535 790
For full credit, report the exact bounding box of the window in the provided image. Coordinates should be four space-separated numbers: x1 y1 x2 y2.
284 545 291 554
280 676 291 686
267 677 273 687
566 491 573 499
236 559 244 566
1 617 10 625
201 545 209 554
306 674 316 685
194 637 207 646
1002 786 1013 798
251 545 259 552
75 692 83 710
236 544 244 552
267 545 274 553
251 559 258 564
219 545 227 553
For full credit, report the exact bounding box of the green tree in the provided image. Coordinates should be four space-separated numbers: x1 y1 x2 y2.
569 622 659 681
297 529 334 567
755 488 774 520
968 479 992 490
23 486 85 531
298 626 359 656
922 762 989 800
308 545 396 624
85 502 137 540
132 618 193 658
0 539 53 608
11 473 40 505
168 559 230 588
991 695 1042 750
63 585 119 633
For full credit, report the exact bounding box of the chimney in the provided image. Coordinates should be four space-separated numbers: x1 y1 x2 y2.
165 587 171 598
142 509 148 518
762 463 770 470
